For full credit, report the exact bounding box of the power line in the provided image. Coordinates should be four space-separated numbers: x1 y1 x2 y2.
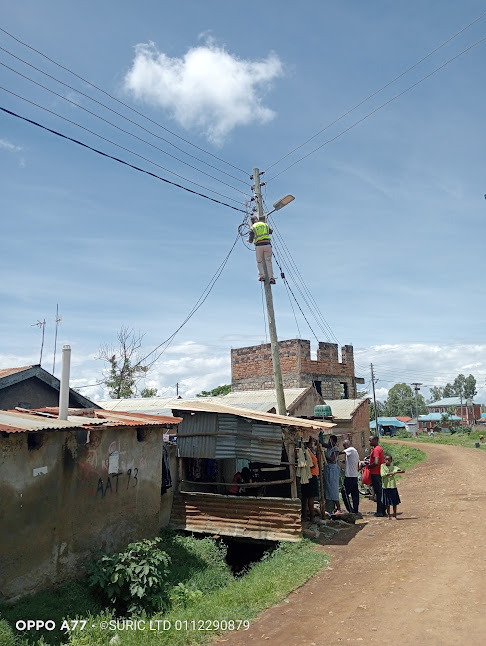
0 49 250 192
265 9 486 173
0 105 246 213
0 25 248 176
268 212 340 343
266 35 486 182
106 233 241 407
0 79 247 204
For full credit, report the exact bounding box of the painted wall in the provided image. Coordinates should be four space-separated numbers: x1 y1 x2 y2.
0 425 164 600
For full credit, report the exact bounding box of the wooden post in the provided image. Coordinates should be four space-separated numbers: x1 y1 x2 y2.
285 439 298 499
316 441 326 518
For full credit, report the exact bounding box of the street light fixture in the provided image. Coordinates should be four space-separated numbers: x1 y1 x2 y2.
263 194 295 218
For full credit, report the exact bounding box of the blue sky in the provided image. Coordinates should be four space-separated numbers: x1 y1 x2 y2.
1 1 486 402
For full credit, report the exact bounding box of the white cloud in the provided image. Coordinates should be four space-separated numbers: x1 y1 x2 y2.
0 138 23 153
124 40 283 144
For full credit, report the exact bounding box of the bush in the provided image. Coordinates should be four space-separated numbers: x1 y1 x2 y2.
0 619 22 646
88 537 171 615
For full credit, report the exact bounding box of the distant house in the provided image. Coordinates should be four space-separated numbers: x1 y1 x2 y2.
0 365 98 410
427 397 482 425
0 406 181 599
317 398 370 457
418 412 462 432
369 417 407 437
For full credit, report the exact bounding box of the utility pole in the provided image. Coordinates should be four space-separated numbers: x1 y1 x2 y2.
253 167 286 416
371 364 379 433
412 383 422 421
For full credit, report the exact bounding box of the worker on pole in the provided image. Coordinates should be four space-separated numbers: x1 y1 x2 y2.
248 215 276 284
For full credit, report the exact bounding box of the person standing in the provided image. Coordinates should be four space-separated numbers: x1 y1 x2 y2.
320 433 342 514
247 216 276 284
340 439 360 513
381 455 405 520
300 439 319 523
368 435 385 517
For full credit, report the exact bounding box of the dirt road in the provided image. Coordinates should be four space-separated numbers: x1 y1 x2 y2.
221 442 486 646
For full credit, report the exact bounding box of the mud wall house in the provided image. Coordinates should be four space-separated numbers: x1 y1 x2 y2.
0 408 180 600
0 365 98 410
231 339 365 399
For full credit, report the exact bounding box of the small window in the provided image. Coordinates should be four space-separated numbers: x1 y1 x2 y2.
312 380 322 396
137 428 147 442
28 432 44 451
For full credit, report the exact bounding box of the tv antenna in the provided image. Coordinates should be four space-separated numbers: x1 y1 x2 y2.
52 304 62 374
31 319 46 365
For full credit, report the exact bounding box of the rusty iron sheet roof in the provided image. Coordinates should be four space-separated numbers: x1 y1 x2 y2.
0 365 34 380
0 408 181 433
170 399 335 433
170 492 302 542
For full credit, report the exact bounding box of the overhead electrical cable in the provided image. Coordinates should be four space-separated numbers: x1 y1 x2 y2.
0 26 248 176
106 233 241 408
0 60 249 197
266 35 486 182
0 46 249 187
0 105 246 213
268 213 340 343
271 246 320 342
265 8 486 172
0 92 246 207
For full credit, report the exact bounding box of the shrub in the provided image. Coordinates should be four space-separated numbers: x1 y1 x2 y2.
88 537 171 615
0 619 22 646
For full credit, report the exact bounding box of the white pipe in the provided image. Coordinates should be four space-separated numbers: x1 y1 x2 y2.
59 344 71 420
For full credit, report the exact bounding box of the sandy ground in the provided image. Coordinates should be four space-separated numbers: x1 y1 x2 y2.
218 442 486 646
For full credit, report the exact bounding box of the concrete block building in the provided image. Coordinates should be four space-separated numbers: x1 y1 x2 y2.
231 339 364 399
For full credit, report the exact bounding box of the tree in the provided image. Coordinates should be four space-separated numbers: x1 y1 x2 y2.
384 383 428 418
196 384 231 397
369 400 386 421
98 327 150 399
464 374 477 399
428 386 444 403
141 387 158 398
443 382 455 397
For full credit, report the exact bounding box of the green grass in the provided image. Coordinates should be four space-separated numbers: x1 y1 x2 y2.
0 580 103 646
386 430 486 451
66 540 329 646
380 441 427 470
3 532 329 646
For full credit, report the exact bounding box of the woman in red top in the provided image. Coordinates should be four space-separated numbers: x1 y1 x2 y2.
368 435 385 517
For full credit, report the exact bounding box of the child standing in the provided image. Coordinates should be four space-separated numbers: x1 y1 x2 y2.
380 455 405 520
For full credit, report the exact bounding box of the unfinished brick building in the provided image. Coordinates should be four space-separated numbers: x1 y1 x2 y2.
231 339 364 399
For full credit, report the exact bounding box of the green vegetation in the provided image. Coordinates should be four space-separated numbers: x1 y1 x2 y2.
196 384 231 397
388 429 486 450
2 531 328 646
88 538 172 615
380 441 427 470
67 540 328 646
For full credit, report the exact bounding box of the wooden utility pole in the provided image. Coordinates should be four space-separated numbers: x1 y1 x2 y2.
371 363 379 433
252 167 286 417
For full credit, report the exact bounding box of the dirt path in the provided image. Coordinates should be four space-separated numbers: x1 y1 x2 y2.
220 443 486 646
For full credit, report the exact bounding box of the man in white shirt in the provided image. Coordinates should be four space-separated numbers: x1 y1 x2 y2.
340 439 360 513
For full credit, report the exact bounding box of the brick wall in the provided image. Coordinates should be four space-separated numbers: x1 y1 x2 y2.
231 339 359 398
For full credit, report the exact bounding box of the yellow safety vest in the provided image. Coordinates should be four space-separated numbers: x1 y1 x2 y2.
252 221 271 244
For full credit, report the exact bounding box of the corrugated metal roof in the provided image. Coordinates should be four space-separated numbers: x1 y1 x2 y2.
321 398 368 420
0 365 34 379
170 400 335 432
427 397 482 407
170 492 301 542
418 413 462 422
0 409 181 433
219 388 309 411
97 397 176 415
